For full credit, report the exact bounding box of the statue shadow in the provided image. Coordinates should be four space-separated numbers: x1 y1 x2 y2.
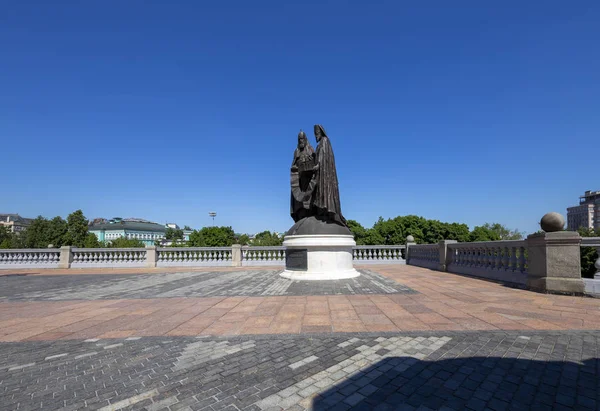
311 353 596 410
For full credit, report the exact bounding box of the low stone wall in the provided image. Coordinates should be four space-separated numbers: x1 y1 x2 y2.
0 245 407 270
406 232 593 295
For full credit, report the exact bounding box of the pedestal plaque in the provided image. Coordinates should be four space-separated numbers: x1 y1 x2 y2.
285 249 308 271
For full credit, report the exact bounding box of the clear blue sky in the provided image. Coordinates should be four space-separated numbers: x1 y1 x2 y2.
2 1 599 235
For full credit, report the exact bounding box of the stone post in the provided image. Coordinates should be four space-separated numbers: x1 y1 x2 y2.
145 246 157 268
526 231 584 294
439 240 458 271
58 246 73 269
232 244 242 267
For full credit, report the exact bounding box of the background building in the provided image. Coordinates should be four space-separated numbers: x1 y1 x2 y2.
89 217 167 246
0 214 33 234
567 190 600 231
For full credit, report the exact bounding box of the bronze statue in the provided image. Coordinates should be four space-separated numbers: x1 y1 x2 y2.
290 131 316 222
289 125 347 227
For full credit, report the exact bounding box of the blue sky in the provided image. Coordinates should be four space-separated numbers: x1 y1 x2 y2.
1 1 598 235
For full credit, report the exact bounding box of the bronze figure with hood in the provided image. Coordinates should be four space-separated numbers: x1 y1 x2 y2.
289 125 347 228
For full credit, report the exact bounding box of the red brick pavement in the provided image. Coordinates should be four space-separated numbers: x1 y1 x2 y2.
1 265 600 342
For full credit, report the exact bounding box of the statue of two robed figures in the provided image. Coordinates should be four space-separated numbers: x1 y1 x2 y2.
282 124 359 280
290 125 347 227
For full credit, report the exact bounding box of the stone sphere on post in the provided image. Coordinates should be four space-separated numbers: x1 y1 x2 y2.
406 235 415 243
540 212 565 232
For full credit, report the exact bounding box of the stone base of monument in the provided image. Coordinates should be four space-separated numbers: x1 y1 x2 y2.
280 217 361 281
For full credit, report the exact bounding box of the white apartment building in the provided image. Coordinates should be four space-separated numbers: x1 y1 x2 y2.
567 190 600 231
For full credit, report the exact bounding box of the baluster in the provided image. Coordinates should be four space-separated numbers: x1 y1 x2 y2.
518 246 526 272
509 247 517 271
488 247 495 269
501 247 509 271
493 247 500 269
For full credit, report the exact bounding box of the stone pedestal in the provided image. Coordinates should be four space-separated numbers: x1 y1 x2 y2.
280 216 360 281
527 231 584 294
280 235 360 280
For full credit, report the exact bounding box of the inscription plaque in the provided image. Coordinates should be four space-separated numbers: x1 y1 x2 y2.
286 248 308 271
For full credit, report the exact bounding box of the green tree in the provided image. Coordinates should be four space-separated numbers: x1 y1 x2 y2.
188 226 236 247
579 228 600 279
481 223 524 240
48 216 68 247
442 222 471 243
165 227 184 241
0 226 12 247
346 220 384 245
22 216 53 248
250 231 283 246
107 237 145 248
469 225 501 242
236 233 251 246
83 232 102 248
183 225 192 231
63 210 89 247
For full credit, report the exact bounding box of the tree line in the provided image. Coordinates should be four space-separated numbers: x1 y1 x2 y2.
0 210 525 250
2 209 595 279
348 216 524 245
0 210 286 249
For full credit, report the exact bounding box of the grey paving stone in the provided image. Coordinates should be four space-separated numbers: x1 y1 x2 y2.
0 269 416 301
1 330 600 411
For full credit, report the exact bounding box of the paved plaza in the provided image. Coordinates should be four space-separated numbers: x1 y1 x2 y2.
1 265 600 410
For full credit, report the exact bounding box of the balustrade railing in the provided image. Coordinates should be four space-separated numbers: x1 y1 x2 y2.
242 246 286 266
353 245 405 264
0 249 61 268
407 244 439 269
71 248 147 268
446 240 528 285
157 247 232 267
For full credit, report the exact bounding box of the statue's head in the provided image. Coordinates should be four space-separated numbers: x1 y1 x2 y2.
297 130 307 149
314 124 327 142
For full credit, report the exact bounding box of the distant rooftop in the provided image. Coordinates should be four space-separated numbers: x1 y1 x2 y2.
89 217 166 233
0 214 34 224
580 190 600 204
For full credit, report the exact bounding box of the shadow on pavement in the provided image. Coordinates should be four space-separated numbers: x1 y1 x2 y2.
312 355 596 410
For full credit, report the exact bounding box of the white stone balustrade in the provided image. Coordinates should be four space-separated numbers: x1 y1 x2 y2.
71 248 147 268
157 247 232 267
242 246 286 266
0 249 61 268
406 244 439 270
353 245 406 264
446 241 528 285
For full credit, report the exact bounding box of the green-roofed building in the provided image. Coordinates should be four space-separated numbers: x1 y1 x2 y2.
89 217 167 246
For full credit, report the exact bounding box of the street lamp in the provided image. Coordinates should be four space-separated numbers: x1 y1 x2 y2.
208 212 217 226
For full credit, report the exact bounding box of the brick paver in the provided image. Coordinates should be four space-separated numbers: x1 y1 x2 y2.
1 331 598 410
2 265 600 410
1 265 600 342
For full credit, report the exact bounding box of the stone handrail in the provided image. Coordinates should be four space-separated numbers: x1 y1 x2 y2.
581 237 600 247
0 248 61 268
71 247 147 268
242 246 286 266
353 245 406 264
157 247 232 267
446 240 528 285
406 244 439 269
